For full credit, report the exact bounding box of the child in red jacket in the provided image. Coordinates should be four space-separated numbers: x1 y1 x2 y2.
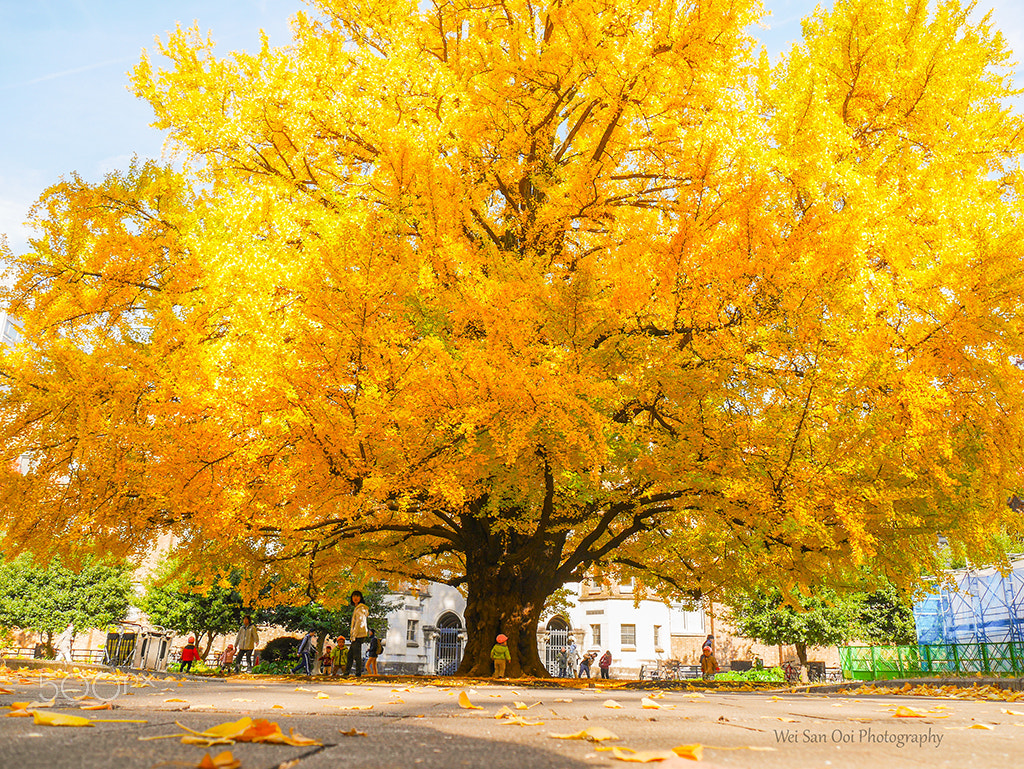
181 637 200 673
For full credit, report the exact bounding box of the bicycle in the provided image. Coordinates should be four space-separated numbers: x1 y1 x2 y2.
782 660 802 684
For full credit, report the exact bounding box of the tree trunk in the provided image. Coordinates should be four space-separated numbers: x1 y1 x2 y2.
199 632 213 661
795 642 808 665
457 551 557 678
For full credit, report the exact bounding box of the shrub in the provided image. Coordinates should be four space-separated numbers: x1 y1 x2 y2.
714 667 784 682
260 636 301 662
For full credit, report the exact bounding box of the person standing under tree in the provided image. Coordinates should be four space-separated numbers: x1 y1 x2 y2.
566 640 580 676
366 628 382 675
180 636 200 673
343 590 370 678
218 644 235 673
293 631 315 675
233 616 259 673
491 634 511 678
599 650 612 679
578 651 594 678
331 636 347 676
55 624 74 663
700 645 719 681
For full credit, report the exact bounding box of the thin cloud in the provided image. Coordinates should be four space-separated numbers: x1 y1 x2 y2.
0 56 135 92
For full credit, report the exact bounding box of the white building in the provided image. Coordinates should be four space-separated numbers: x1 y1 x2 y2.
380 578 707 678
563 578 706 678
382 583 469 675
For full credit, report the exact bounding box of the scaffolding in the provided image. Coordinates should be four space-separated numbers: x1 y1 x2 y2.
913 558 1024 646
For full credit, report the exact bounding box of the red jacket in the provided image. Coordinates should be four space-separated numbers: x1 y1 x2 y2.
181 644 200 662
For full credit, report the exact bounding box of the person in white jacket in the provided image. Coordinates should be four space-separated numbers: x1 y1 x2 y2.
343 591 370 678
233 616 259 673
55 623 74 663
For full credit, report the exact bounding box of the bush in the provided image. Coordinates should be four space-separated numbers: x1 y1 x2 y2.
260 636 301 662
714 667 784 682
166 660 219 675
252 660 293 675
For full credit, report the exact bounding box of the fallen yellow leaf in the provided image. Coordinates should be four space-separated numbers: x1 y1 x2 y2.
640 698 662 710
197 749 241 769
969 724 994 730
458 690 484 710
603 699 623 709
548 727 620 742
80 703 112 711
894 706 926 718
671 744 704 761
182 736 235 747
164 698 189 703
610 747 678 762
1002 709 1024 716
502 716 545 726
33 711 93 727
339 728 367 737
315 692 330 699
332 704 374 711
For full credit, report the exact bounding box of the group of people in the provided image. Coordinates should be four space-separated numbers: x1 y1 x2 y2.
554 640 613 679
180 591 385 677
292 627 384 676
242 590 384 677
486 636 612 679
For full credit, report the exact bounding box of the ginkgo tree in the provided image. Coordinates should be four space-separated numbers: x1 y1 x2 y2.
3 0 1024 676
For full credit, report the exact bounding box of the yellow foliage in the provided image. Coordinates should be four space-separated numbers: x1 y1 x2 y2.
2 0 1024 666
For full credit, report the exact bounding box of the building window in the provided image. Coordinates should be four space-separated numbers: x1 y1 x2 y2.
2 318 21 346
621 624 636 647
654 625 661 649
591 624 601 647
406 619 419 644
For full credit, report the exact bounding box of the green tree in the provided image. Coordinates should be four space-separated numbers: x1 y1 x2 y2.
0 554 132 647
140 561 245 660
726 589 860 665
856 585 917 646
259 580 398 672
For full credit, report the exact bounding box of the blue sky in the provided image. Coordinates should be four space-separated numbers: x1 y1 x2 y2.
1 0 1022 256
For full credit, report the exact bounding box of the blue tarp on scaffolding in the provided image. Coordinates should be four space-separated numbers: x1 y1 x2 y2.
914 559 1024 645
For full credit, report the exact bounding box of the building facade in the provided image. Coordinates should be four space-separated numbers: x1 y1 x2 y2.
378 578 709 677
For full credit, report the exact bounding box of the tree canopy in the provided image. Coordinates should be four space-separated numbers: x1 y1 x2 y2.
0 555 132 644
141 562 246 659
2 0 1024 675
726 583 917 663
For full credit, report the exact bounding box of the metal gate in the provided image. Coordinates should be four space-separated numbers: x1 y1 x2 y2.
545 622 570 676
434 614 463 675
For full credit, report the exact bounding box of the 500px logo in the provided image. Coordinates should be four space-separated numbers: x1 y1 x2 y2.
34 673 129 703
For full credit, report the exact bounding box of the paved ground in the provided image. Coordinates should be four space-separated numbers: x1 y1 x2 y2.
2 670 1023 768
